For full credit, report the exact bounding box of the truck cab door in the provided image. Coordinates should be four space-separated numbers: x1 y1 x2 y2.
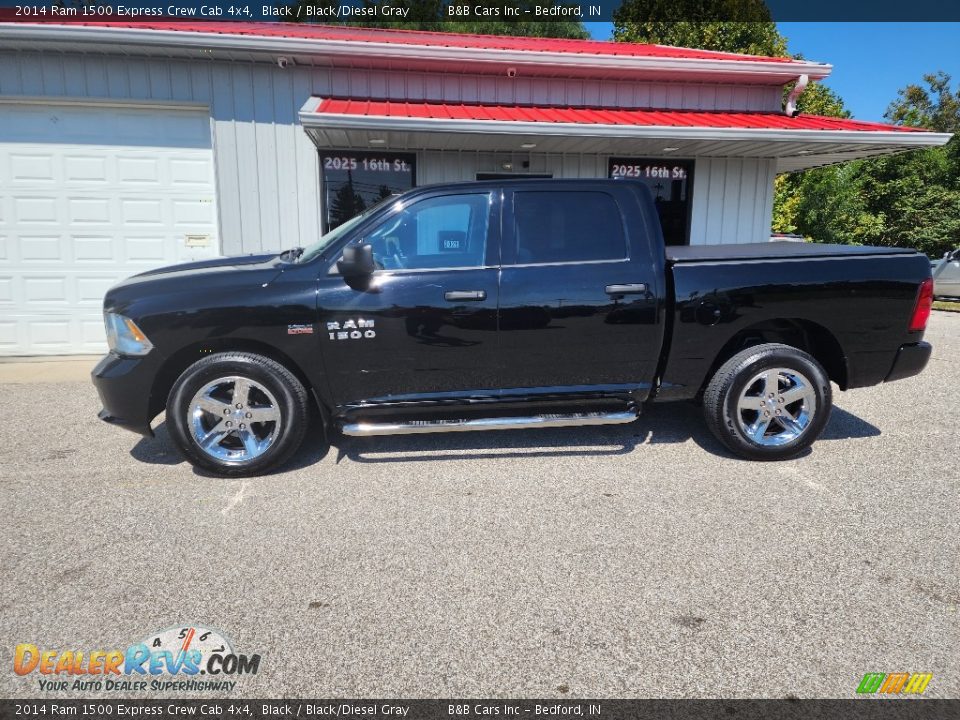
496 184 662 399
317 190 500 406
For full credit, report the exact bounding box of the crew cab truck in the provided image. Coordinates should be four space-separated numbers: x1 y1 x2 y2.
92 180 934 476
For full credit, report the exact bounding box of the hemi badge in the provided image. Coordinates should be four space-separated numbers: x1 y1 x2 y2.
287 324 314 335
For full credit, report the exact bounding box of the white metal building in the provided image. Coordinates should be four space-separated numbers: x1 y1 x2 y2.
0 21 951 355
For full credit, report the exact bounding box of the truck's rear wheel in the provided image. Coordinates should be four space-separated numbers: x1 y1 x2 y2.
703 343 832 460
166 352 309 476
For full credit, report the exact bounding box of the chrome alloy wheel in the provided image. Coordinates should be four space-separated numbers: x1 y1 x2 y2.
735 367 817 447
188 376 282 463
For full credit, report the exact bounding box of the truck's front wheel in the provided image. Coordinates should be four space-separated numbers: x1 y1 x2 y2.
703 343 832 460
166 352 310 476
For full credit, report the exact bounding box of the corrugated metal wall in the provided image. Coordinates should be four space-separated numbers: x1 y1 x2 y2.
0 50 778 253
689 158 777 245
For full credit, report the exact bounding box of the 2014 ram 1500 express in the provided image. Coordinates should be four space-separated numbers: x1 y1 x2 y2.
92 180 934 476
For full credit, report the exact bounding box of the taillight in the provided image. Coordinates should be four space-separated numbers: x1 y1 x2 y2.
909 278 934 332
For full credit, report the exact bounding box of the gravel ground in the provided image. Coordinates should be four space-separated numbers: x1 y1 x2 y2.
1 312 957 700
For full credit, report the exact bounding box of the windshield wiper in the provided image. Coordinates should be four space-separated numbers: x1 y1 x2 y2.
279 246 304 262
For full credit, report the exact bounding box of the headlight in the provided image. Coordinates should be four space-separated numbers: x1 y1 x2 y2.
104 313 154 356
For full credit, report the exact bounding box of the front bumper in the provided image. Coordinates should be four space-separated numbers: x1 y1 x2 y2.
884 341 932 383
91 353 159 436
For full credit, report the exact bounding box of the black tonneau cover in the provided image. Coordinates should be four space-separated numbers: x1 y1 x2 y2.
667 242 919 263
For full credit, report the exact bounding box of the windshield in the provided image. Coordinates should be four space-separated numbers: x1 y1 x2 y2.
297 196 397 263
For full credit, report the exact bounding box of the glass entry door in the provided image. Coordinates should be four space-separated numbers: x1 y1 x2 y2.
608 158 694 246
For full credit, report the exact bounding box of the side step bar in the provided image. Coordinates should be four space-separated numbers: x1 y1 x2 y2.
341 410 638 437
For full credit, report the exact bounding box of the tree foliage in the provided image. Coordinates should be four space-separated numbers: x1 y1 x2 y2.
886 71 960 133
783 73 960 257
612 0 784 56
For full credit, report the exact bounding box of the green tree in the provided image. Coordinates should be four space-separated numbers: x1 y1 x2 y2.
794 78 849 119
788 73 960 257
612 0 785 56
783 164 883 244
867 72 959 255
885 71 960 133
885 71 960 186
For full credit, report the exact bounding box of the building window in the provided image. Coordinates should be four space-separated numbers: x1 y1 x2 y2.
321 151 416 230
511 191 627 265
608 158 694 246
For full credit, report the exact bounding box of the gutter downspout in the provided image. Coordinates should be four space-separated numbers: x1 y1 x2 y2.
785 74 809 117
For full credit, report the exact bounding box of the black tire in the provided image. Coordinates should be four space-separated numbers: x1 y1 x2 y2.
166 352 309 476
703 343 832 461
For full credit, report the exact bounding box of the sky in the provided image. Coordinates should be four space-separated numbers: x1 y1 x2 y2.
584 22 960 122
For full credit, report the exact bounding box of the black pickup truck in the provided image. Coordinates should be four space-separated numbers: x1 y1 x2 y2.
92 179 934 476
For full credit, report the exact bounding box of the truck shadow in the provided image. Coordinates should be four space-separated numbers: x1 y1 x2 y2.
129 421 183 467
130 404 880 472
129 420 332 473
819 406 883 441
333 403 709 465
336 403 880 465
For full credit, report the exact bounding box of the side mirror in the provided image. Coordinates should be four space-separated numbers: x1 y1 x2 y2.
337 243 376 279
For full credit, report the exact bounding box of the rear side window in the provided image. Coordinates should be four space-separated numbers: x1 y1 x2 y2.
512 191 627 265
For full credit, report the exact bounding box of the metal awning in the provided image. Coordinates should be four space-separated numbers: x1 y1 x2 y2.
0 20 832 84
299 97 952 172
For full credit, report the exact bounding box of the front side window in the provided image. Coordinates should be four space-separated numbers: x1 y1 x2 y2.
363 193 491 271
512 191 627 265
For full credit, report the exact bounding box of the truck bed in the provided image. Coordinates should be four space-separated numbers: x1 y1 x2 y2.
667 242 919 263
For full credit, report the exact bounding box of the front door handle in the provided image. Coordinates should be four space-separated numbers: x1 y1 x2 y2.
444 290 487 302
605 283 647 295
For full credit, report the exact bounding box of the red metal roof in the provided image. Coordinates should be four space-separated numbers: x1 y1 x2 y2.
311 98 926 133
0 18 811 65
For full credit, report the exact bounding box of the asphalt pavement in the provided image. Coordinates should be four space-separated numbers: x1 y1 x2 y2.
1 312 957 699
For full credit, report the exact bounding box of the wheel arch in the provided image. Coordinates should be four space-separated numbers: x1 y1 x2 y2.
702 318 848 396
148 339 325 422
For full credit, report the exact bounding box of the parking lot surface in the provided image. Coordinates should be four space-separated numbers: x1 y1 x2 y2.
1 312 957 699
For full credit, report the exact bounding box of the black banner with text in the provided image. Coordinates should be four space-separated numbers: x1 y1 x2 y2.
2 0 960 23
2 700 960 720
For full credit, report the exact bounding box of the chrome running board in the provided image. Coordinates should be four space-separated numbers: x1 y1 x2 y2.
341 411 638 437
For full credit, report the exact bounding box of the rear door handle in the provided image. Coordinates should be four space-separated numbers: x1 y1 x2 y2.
444 290 486 302
605 283 647 295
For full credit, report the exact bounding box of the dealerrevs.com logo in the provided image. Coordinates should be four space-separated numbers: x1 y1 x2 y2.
13 625 261 693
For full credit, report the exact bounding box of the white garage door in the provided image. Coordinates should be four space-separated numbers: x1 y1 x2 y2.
0 102 220 356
